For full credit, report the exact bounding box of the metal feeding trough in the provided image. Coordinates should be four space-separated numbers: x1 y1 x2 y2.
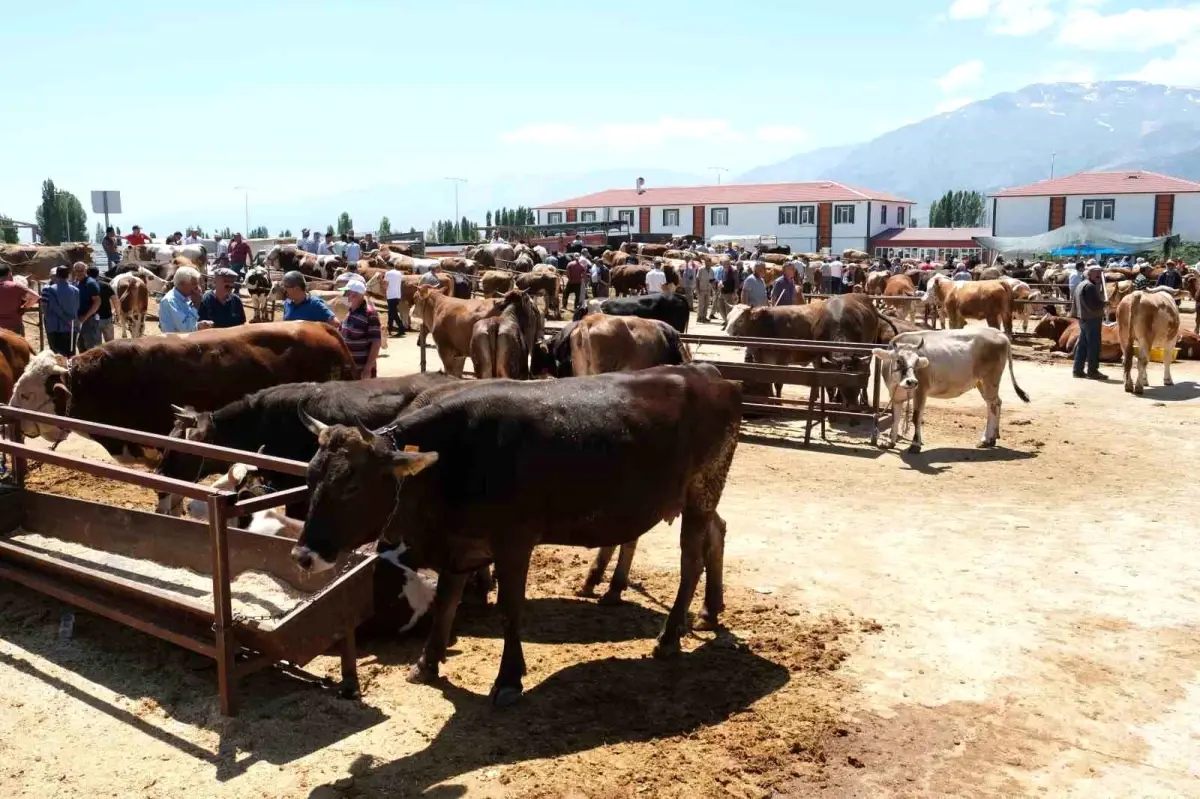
0 406 376 716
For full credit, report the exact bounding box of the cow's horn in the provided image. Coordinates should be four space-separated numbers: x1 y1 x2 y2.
298 405 330 436
170 404 194 418
353 415 375 440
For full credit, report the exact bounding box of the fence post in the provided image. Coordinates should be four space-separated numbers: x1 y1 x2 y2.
207 494 237 716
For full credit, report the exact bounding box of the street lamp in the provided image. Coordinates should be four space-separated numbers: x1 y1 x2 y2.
444 177 467 222
233 186 254 234
708 167 729 185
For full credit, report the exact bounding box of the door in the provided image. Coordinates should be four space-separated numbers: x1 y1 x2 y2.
692 206 705 239
638 207 650 234
1153 194 1175 236
1048 196 1066 230
817 203 832 251
566 208 577 223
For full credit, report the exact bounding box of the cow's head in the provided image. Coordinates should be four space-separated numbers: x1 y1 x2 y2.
723 303 752 335
264 245 282 267
10 350 71 441
156 406 217 515
872 341 928 391
291 410 438 573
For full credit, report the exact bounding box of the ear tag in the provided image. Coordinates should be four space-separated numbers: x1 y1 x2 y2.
403 445 419 453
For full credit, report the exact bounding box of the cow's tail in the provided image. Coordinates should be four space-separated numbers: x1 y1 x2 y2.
874 307 899 342
578 319 595 375
1005 338 1030 403
1123 290 1141 378
665 326 690 365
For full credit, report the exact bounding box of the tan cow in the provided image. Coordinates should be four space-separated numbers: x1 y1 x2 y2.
1032 316 1123 361
362 272 453 331
1000 276 1042 332
470 290 542 379
480 270 515 297
1118 290 1180 394
413 285 501 376
515 268 561 319
375 249 416 272
112 273 149 338
535 314 689 377
864 270 889 296
1105 280 1133 320
882 273 918 322
924 274 1014 334
760 253 789 266
0 242 94 281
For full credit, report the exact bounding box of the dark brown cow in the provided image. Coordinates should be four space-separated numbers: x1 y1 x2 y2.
515 269 561 319
610 264 649 296
882 273 918 321
479 270 515 297
470 290 542 380
10 322 354 465
0 328 33 403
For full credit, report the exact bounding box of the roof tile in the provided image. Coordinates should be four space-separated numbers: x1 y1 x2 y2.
538 181 913 209
992 170 1200 198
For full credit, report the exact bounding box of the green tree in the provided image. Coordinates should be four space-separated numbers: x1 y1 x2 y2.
408 226 417 234
0 215 19 245
217 226 233 239
336 212 353 235
485 210 492 228
326 224 335 236
928 190 985 228
35 179 64 244
378 216 392 237
277 229 294 237
249 225 269 238
94 222 104 243
57 191 88 242
427 222 438 243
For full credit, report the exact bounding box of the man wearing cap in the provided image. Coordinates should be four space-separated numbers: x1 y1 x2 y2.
645 257 667 294
1156 260 1182 290
1068 261 1088 296
40 265 81 356
88 265 116 344
198 268 247 329
1072 264 1107 379
281 271 337 327
340 276 382 379
383 260 407 337
124 225 148 246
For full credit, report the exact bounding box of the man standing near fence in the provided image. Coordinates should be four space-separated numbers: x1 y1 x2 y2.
73 262 103 351
41 266 80 356
564 255 586 310
696 258 714 322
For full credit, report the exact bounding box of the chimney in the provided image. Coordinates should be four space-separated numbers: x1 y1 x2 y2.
636 177 645 195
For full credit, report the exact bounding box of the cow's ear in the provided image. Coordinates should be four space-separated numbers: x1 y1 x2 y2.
51 382 72 400
390 450 439 478
871 348 893 361
915 356 931 370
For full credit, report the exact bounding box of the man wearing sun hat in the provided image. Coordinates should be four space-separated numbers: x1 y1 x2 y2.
340 275 382 379
1072 263 1107 380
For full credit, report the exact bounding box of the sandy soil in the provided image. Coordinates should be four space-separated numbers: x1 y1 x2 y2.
1 305 1199 797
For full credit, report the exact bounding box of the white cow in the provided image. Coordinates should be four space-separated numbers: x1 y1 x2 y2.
872 327 1031 453
123 243 207 271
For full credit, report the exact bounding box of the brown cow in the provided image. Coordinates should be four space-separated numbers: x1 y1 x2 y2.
1000 277 1043 333
1184 273 1200 333
438 257 476 274
924 274 1014 334
1032 316 1122 361
375 249 416 272
10 322 354 465
882 273 918 322
470 290 542 379
512 253 535 272
610 264 649 296
0 328 34 403
865 270 889 296
1118 290 1180 394
413 285 501 376
515 269 561 319
564 314 688 376
112 272 149 338
480 270 515 297
760 253 789 266
0 243 94 281
1105 280 1134 320
265 244 343 280
364 272 453 331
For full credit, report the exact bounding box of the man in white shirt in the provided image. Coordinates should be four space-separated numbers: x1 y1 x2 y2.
318 232 333 255
345 238 362 265
829 258 844 294
184 229 202 246
645 258 668 293
383 265 406 337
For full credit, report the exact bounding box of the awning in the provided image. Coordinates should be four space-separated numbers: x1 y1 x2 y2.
973 219 1174 256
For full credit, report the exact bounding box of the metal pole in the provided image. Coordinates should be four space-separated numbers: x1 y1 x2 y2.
1050 153 1057 179
444 178 467 231
102 195 110 232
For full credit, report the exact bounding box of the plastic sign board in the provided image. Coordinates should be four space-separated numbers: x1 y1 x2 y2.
90 191 122 214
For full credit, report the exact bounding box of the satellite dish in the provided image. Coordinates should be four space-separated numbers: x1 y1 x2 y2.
636 177 645 195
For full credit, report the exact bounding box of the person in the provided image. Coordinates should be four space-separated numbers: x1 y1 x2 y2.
333 234 349 258
213 233 229 266
589 258 603 300
198 268 247 329
102 226 121 274
818 259 831 294
298 228 314 253
1071 264 1107 379
318 232 333 255
1157 260 1182 290
73 261 103 351
227 233 252 276
829 257 844 295
89 266 116 343
0 264 41 336
696 259 715 322
741 262 769 308
681 257 697 309
40 265 80 356
340 276 382 379
362 232 378 253
719 260 738 319
124 225 148 246
953 262 973 282
771 262 799 306
281 271 337 327
419 262 443 287
184 229 202 246
1133 264 1152 291
158 266 209 334
345 236 362 266
645 257 667 294
383 261 407 337
544 251 559 270
1067 261 1087 296
564 256 587 308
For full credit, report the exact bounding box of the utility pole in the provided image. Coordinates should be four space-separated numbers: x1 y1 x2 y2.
444 177 467 223
233 186 253 234
708 167 729 185
1049 153 1057 180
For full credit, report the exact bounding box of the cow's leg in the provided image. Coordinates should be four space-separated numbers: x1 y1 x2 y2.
407 570 469 685
696 513 727 631
882 399 901 448
908 390 927 453
577 546 616 597
979 384 1000 447
1163 341 1175 386
1122 336 1136 393
654 508 708 659
599 541 638 606
490 548 532 707
1136 343 1149 394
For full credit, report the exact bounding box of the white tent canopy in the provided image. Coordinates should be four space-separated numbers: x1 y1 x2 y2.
973 219 1172 256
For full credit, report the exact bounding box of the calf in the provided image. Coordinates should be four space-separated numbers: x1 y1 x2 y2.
112 273 149 338
470 290 542 379
413 286 502 377
872 328 1030 453
1118 290 1181 394
245 267 272 322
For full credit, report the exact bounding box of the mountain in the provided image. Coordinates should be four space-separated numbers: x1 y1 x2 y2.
738 81 1200 215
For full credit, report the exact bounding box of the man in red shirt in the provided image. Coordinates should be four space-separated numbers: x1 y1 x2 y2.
227 233 252 276
563 256 586 311
125 225 149 246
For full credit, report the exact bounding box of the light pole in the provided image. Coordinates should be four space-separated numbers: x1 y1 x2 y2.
1049 153 1057 180
708 166 729 185
233 186 253 234
445 177 467 223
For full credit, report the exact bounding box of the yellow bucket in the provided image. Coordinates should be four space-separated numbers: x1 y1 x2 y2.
1150 348 1180 363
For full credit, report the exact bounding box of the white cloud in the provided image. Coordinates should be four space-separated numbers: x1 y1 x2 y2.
936 97 974 114
949 0 990 19
1125 46 1200 87
937 60 985 93
991 0 1057 35
1058 6 1200 51
501 117 804 151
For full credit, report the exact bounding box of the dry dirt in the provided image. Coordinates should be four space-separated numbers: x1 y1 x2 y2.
1 308 1199 797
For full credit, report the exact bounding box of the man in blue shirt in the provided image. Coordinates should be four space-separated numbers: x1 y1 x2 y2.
198 268 247 328
159 266 210 334
740 262 769 308
281 271 337 327
72 261 103 351
40 265 80 356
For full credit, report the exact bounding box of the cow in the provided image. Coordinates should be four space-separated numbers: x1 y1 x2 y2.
479 270 515 297
865 270 889 296
375 249 416 272
1000 277 1042 333
466 242 516 271
112 272 149 338
576 291 690 334
1033 316 1123 361
0 328 33 403
514 269 561 319
438 257 476 274
513 243 541 265
264 244 343 280
10 322 355 466
469 290 542 380
924 274 1014 334
1105 280 1134 321
159 372 458 517
112 264 168 294
512 253 535 272
602 249 635 268
245 266 273 321
609 264 648 296
1118 290 1181 395
533 314 688 378
124 243 207 271
290 363 741 705
872 328 1030 453
0 243 94 280
882 273 919 322
412 285 501 377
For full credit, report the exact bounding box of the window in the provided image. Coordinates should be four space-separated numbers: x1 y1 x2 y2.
880 205 888 225
834 204 855 225
799 205 815 225
1082 199 1115 221
547 211 563 224
662 208 680 227
618 210 635 226
710 207 729 226
580 211 596 222
778 206 798 225
897 206 906 226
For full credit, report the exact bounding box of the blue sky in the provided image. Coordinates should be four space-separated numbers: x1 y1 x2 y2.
3 0 1198 236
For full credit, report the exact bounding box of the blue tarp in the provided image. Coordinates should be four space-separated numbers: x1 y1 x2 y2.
1048 244 1125 256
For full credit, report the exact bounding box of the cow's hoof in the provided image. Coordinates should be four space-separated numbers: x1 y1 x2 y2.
906 444 922 454
878 439 894 450
978 439 996 449
339 679 361 700
652 638 681 659
1165 378 1175 386
406 661 439 685
575 583 599 599
598 589 624 606
1133 385 1144 395
1124 383 1134 394
694 611 721 632
489 683 523 708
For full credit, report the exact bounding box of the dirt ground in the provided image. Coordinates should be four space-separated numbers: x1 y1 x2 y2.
2 304 1200 797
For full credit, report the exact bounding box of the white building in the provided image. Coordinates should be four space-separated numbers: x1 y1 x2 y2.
533 181 915 254
991 170 1200 240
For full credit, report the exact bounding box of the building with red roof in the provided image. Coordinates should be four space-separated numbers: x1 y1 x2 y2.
533 180 916 255
869 227 993 263
990 170 1200 241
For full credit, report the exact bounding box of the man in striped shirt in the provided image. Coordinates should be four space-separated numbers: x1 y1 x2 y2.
340 276 382 379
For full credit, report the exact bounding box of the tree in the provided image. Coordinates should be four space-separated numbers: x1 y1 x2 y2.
336 212 353 235
249 225 269 238
377 216 392 238
408 226 417 234
928 190 985 228
278 228 293 237
0 215 19 245
426 222 438 244
217 226 233 239
94 222 104 243
35 179 64 244
485 211 492 228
